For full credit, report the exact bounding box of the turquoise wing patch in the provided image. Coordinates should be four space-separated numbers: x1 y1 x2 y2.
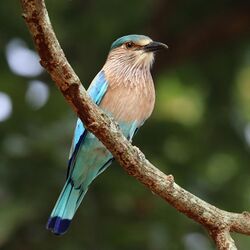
67 70 109 175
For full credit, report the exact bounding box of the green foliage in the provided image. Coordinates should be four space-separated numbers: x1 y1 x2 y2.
1 1 250 249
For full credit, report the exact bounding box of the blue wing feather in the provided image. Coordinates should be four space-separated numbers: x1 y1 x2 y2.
67 70 109 176
87 70 109 106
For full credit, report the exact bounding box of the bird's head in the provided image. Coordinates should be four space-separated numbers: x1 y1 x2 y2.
107 34 168 69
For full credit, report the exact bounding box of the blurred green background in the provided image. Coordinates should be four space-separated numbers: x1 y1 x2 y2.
0 1 250 249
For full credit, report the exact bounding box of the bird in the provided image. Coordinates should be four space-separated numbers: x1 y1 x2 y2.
46 34 167 235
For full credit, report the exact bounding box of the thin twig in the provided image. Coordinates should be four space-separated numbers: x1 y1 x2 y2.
20 0 250 249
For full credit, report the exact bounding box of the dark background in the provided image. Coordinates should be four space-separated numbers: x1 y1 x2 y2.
0 1 250 249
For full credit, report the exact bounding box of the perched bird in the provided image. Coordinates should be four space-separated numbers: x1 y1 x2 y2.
47 34 167 235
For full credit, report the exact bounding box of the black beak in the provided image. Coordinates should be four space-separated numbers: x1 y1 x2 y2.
143 41 168 52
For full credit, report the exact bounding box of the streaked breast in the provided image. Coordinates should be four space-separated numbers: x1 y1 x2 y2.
100 71 155 122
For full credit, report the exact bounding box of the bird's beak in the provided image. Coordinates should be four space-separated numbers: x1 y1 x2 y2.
143 41 168 52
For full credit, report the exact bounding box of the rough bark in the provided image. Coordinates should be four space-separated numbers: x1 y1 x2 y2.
20 0 250 249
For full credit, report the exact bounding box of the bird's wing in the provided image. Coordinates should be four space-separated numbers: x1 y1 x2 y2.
67 70 109 177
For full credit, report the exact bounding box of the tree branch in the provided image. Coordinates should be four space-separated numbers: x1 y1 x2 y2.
20 0 250 249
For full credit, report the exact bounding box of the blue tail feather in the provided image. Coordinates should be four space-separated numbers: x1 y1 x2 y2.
46 179 86 235
46 216 71 235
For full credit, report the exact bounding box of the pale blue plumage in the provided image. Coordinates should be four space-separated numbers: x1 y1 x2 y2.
111 34 151 49
47 34 167 235
68 70 108 165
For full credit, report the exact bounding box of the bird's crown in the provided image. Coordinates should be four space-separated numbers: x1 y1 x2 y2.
111 34 152 50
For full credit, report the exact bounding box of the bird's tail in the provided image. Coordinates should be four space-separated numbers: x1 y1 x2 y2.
46 179 87 235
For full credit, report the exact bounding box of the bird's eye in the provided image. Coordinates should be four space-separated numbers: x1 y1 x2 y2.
125 42 134 49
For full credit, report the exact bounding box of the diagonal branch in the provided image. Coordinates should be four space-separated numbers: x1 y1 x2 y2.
20 0 250 249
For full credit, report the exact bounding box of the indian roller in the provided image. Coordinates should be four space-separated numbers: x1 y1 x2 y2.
46 34 167 235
